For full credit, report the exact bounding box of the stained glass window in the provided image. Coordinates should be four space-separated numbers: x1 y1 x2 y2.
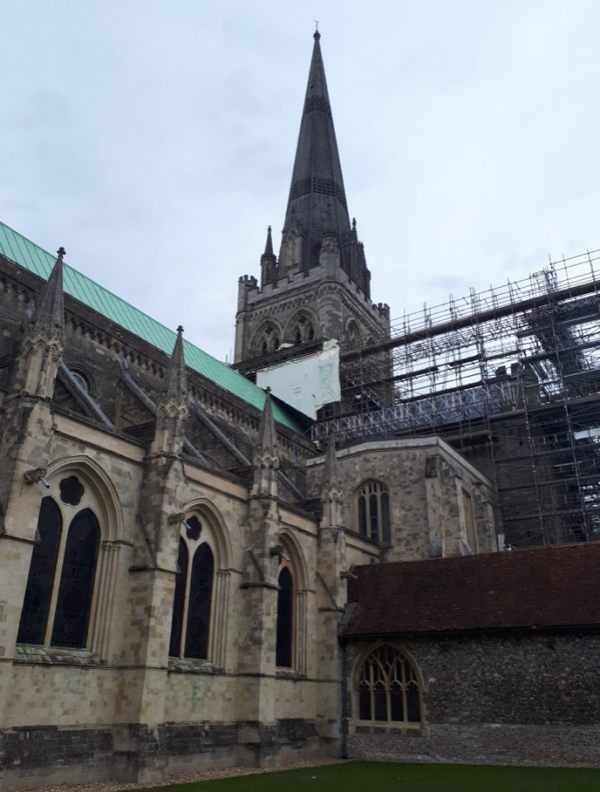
17 497 62 645
169 528 215 661
185 543 214 659
169 539 189 658
356 645 422 726
276 566 293 668
18 493 101 650
51 509 100 648
356 481 391 544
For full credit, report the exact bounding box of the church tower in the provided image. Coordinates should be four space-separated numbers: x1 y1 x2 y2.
234 32 390 375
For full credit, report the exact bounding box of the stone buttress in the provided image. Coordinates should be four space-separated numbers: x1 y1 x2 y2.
0 250 66 738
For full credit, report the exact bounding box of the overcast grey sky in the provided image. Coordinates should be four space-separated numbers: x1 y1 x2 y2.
2 0 599 360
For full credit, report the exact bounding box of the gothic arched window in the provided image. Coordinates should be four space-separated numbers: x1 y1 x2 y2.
17 477 101 650
288 313 316 346
345 320 362 351
255 322 281 356
17 497 62 645
169 516 215 660
355 480 391 544
276 565 294 668
356 645 422 726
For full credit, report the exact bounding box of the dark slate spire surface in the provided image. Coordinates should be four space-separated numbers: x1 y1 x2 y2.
281 32 351 272
32 247 65 342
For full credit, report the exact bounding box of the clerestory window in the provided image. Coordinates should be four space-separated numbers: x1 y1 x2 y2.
355 480 391 544
356 645 422 727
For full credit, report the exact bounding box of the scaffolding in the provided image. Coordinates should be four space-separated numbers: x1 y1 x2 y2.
313 249 600 547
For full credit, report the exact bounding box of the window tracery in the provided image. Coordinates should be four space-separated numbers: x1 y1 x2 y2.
17 476 102 650
254 322 281 356
289 313 316 346
356 645 422 726
169 515 215 660
355 480 391 544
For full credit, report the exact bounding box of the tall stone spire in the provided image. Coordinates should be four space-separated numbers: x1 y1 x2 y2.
277 32 371 295
150 325 189 456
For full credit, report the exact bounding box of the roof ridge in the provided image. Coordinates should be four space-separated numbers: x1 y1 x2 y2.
352 540 600 570
0 221 304 434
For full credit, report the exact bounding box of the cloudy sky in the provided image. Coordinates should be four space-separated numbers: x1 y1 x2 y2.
2 0 599 360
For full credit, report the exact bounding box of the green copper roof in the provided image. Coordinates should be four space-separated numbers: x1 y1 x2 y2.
0 221 304 434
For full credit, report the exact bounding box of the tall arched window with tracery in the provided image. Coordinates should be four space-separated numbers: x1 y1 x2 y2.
276 565 294 668
169 515 215 660
355 480 391 544
17 474 102 649
356 645 422 727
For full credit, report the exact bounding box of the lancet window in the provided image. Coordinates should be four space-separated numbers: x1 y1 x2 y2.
17 475 101 649
169 516 215 660
276 565 294 668
356 645 422 727
355 480 391 544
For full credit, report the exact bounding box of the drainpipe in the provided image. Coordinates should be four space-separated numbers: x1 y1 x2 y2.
340 639 349 760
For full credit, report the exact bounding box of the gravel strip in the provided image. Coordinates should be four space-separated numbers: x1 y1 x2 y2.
25 758 346 792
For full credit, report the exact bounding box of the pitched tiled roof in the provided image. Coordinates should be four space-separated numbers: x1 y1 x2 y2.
345 542 600 636
0 221 303 434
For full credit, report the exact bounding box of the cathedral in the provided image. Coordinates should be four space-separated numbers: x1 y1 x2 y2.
1 32 599 791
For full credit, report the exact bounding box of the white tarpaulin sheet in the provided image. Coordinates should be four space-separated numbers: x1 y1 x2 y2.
256 340 341 419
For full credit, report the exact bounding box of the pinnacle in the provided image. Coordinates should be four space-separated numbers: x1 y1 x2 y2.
32 247 65 342
322 439 340 488
256 387 277 457
263 226 274 258
162 325 188 406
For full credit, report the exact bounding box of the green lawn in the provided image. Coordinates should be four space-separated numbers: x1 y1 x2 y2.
122 760 600 792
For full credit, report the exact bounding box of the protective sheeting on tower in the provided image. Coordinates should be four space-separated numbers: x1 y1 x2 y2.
256 340 341 419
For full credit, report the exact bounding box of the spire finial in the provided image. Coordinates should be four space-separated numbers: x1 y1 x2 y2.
57 246 66 260
313 20 320 39
177 324 184 335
